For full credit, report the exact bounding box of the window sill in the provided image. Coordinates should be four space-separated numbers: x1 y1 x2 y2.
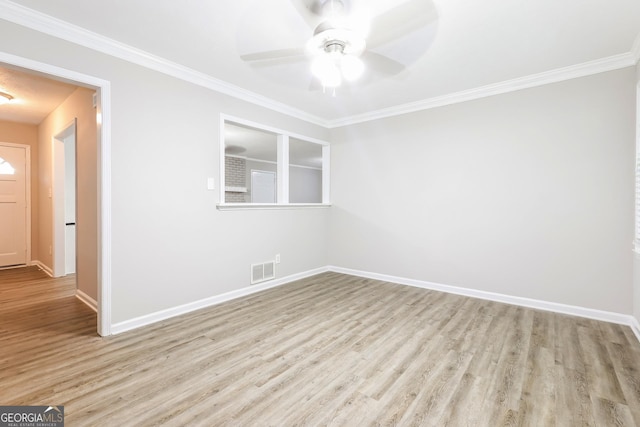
217 203 332 211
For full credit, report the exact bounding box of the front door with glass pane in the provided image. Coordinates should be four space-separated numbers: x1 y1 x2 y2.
0 144 27 267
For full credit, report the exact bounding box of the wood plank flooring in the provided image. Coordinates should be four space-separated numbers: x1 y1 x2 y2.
1 266 640 426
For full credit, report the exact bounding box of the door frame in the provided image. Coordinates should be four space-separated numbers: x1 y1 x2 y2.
0 51 112 336
0 142 31 267
52 120 76 278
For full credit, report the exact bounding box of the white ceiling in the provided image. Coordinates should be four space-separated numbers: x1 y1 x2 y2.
2 0 640 123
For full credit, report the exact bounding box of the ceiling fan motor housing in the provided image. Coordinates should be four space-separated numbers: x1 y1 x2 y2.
308 23 366 57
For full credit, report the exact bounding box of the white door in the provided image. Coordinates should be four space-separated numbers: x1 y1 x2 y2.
53 122 76 277
0 144 27 267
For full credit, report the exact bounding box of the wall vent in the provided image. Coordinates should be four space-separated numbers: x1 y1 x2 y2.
251 261 275 285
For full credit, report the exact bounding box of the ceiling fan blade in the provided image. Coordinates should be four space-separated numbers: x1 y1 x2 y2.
240 48 306 62
289 0 323 27
367 0 437 48
304 0 326 15
290 0 353 26
362 51 406 76
249 57 309 69
309 77 322 91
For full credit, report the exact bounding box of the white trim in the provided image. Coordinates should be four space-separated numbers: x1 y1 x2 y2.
2 0 636 130
322 145 331 205
0 142 31 266
221 114 330 146
636 84 640 255
291 163 322 171
0 51 112 337
0 0 327 128
218 115 226 205
52 120 75 278
105 264 640 343
246 158 277 166
110 266 329 335
31 260 53 277
631 317 640 343
229 157 321 171
216 203 331 210
328 53 636 128
277 135 289 204
328 266 636 328
224 186 247 193
632 32 640 64
220 114 331 207
97 83 112 337
76 289 97 312
0 264 27 271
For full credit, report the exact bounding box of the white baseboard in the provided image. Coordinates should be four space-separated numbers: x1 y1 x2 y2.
76 290 98 312
328 266 637 330
31 260 53 277
110 266 329 335
108 263 640 344
632 317 640 343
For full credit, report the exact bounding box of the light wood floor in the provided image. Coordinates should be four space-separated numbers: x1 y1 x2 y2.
1 266 640 426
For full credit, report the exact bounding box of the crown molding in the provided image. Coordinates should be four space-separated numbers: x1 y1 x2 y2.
1 0 636 130
328 52 636 128
632 32 640 64
0 0 329 128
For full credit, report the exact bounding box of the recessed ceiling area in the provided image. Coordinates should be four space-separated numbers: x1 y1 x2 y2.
3 0 640 122
0 65 79 124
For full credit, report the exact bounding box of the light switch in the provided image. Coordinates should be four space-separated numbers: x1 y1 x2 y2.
207 177 215 190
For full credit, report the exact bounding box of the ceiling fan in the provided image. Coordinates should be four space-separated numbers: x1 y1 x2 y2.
240 0 437 92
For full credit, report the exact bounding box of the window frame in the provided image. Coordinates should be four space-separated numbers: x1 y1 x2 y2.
218 114 331 209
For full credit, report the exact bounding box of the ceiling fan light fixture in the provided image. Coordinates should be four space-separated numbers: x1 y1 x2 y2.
322 72 342 88
0 91 14 105
341 55 365 81
307 27 366 57
311 55 342 88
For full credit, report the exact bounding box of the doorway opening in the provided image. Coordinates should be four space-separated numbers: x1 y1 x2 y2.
0 52 112 336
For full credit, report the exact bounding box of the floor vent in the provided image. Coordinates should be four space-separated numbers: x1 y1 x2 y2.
251 261 275 285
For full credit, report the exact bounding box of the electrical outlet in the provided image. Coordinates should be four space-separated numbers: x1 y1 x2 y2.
275 254 281 264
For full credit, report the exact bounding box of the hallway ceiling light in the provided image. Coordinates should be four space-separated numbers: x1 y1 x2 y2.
0 91 14 105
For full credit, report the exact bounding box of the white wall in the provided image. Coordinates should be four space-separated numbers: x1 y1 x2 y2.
634 63 640 325
330 68 636 314
39 88 97 295
0 21 330 324
1 18 637 328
